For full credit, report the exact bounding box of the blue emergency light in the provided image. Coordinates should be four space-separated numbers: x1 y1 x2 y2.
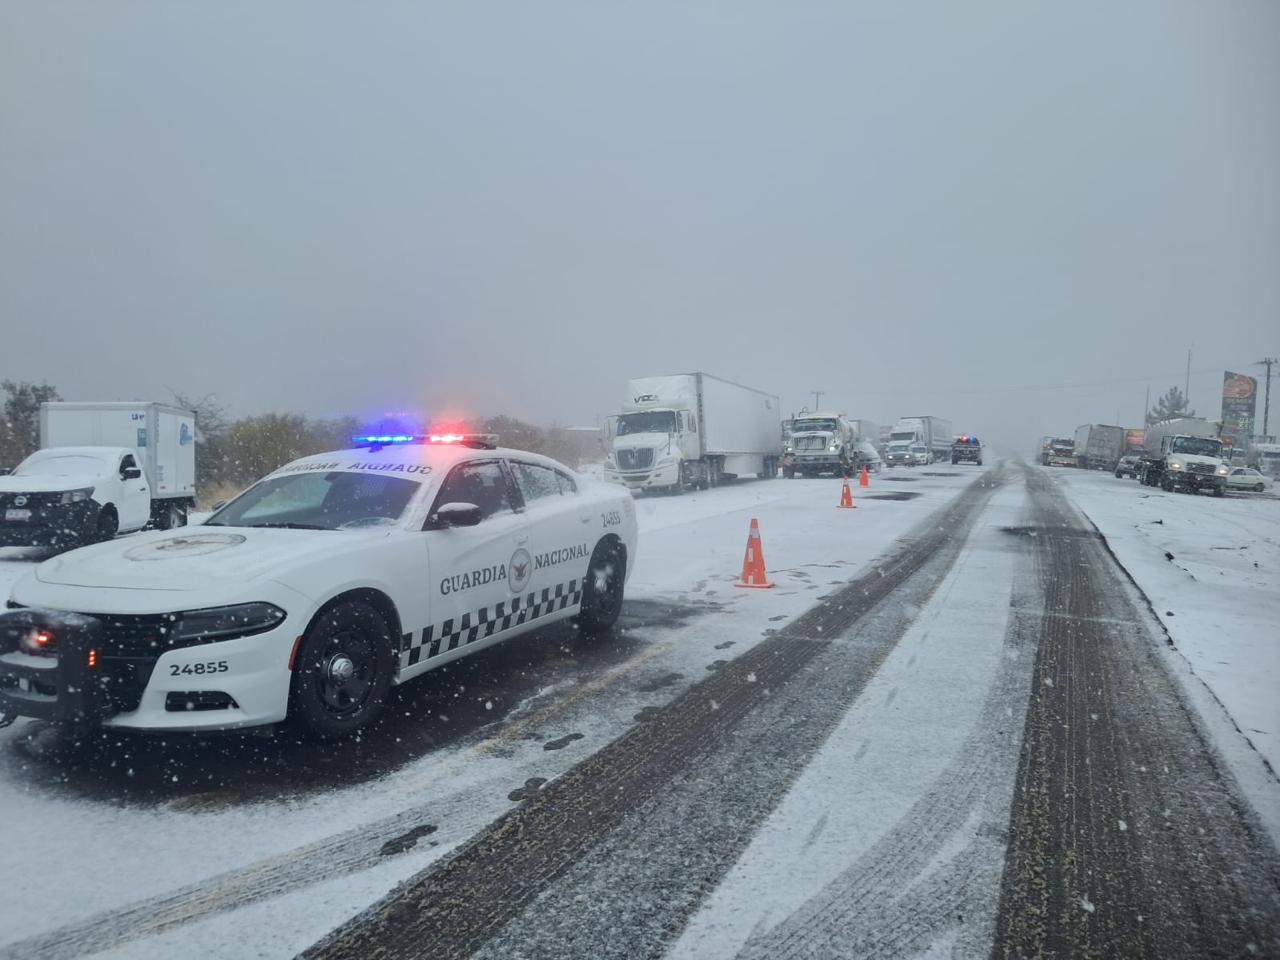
352 434 418 445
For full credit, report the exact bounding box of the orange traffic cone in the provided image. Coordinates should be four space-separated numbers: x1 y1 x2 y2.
838 477 856 509
859 465 870 487
735 518 775 588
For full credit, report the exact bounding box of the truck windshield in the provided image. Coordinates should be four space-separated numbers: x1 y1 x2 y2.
616 412 678 435
206 471 422 530
15 454 110 476
1171 437 1222 457
792 419 839 433
890 431 916 442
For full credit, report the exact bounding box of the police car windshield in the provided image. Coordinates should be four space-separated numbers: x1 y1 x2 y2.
616 411 678 435
206 471 421 530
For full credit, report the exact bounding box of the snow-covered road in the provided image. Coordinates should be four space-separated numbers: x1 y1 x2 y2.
2 462 1277 960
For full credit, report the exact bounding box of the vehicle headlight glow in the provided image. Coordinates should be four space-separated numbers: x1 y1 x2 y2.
174 602 286 644
1169 462 1182 470
829 442 841 452
1217 466 1230 476
58 488 93 504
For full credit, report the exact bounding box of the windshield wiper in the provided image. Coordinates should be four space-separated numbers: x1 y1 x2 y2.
244 522 330 530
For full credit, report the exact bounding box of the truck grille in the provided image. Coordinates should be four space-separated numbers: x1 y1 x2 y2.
793 436 828 451
1188 463 1215 476
617 448 653 470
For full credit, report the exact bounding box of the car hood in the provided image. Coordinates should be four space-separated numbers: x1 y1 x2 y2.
33 526 390 591
0 473 105 494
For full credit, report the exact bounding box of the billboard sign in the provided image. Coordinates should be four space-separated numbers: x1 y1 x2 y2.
1221 371 1258 444
1123 428 1145 452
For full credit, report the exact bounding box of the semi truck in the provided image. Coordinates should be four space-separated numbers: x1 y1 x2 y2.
1073 424 1126 471
1139 417 1228 495
604 374 781 493
0 401 196 549
885 416 953 467
781 413 858 478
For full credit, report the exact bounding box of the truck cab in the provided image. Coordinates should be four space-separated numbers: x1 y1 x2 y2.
1143 434 1229 495
781 413 857 478
604 407 700 491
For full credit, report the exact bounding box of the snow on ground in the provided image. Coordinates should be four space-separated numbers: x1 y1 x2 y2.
669 479 1032 960
1048 467 1280 782
0 468 981 959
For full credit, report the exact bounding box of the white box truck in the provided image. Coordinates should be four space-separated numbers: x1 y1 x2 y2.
1073 424 1126 471
0 402 196 548
885 416 953 467
604 374 782 493
1139 417 1228 495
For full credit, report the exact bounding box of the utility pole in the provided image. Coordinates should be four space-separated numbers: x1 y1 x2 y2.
812 390 825 411
1185 349 1191 408
1144 386 1150 426
1259 357 1277 438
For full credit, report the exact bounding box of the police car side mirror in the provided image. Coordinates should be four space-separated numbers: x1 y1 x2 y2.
431 502 483 528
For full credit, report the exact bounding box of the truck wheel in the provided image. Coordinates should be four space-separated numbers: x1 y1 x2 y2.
157 502 188 530
1161 477 1175 492
783 466 795 479
289 600 395 739
95 507 119 543
577 539 625 635
1213 485 1225 498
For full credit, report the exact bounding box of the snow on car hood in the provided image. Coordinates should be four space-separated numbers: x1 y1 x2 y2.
34 526 388 591
0 472 104 494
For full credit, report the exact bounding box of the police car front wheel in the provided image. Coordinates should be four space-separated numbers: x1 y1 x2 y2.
577 540 626 635
289 600 395 739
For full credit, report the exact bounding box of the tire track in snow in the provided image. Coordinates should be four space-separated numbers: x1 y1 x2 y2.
991 466 1280 959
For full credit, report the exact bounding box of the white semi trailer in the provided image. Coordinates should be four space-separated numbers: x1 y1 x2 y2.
604 374 782 493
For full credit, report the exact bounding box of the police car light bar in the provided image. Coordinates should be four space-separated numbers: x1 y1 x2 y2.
351 433 499 450
352 434 419 448
429 433 499 449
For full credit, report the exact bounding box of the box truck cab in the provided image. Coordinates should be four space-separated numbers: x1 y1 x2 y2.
604 374 781 493
1139 418 1228 495
885 416 953 467
0 402 197 549
781 413 857 478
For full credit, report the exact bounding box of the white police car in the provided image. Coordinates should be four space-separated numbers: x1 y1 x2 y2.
0 435 637 738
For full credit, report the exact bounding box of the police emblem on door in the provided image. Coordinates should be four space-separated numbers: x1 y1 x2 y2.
508 548 533 593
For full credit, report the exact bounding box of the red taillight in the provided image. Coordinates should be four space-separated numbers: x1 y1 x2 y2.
86 648 97 669
33 630 52 648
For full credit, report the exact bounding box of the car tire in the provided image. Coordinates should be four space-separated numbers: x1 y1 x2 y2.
157 501 188 530
95 507 119 543
1254 484 1265 493
577 539 626 636
288 600 395 739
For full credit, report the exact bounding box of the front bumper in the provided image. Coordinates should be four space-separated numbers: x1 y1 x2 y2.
0 606 299 731
1169 471 1225 489
785 454 847 471
0 500 99 547
606 461 680 490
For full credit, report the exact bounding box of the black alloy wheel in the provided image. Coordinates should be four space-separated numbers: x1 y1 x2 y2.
577 540 626 635
290 600 395 739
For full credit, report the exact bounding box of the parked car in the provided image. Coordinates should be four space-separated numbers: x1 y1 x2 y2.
1224 467 1271 493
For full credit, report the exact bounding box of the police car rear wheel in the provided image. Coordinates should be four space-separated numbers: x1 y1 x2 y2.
290 600 394 739
577 540 625 635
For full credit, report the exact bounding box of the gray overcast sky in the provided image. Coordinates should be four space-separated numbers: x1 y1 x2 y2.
2 1 1277 450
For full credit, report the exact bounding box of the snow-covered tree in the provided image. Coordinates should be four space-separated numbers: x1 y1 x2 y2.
1147 385 1194 424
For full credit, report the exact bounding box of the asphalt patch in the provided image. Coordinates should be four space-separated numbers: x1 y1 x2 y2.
863 492 923 501
379 824 438 857
507 777 548 802
882 477 918 483
542 733 584 751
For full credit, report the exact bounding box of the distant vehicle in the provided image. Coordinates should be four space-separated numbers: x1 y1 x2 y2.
854 440 883 473
950 435 983 465
1254 442 1280 478
782 413 858 478
0 434 638 738
0 447 160 550
41 401 196 528
1115 449 1145 479
604 373 781 493
1073 424 1125 471
1139 418 1228 495
885 416 953 467
1224 467 1271 493
1047 438 1076 467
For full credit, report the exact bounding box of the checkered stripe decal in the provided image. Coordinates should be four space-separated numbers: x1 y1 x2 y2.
399 579 583 670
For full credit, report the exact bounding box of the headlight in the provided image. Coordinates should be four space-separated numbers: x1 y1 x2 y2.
58 488 93 504
174 602 286 644
1168 462 1182 471
1217 466 1230 476
828 442 841 452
